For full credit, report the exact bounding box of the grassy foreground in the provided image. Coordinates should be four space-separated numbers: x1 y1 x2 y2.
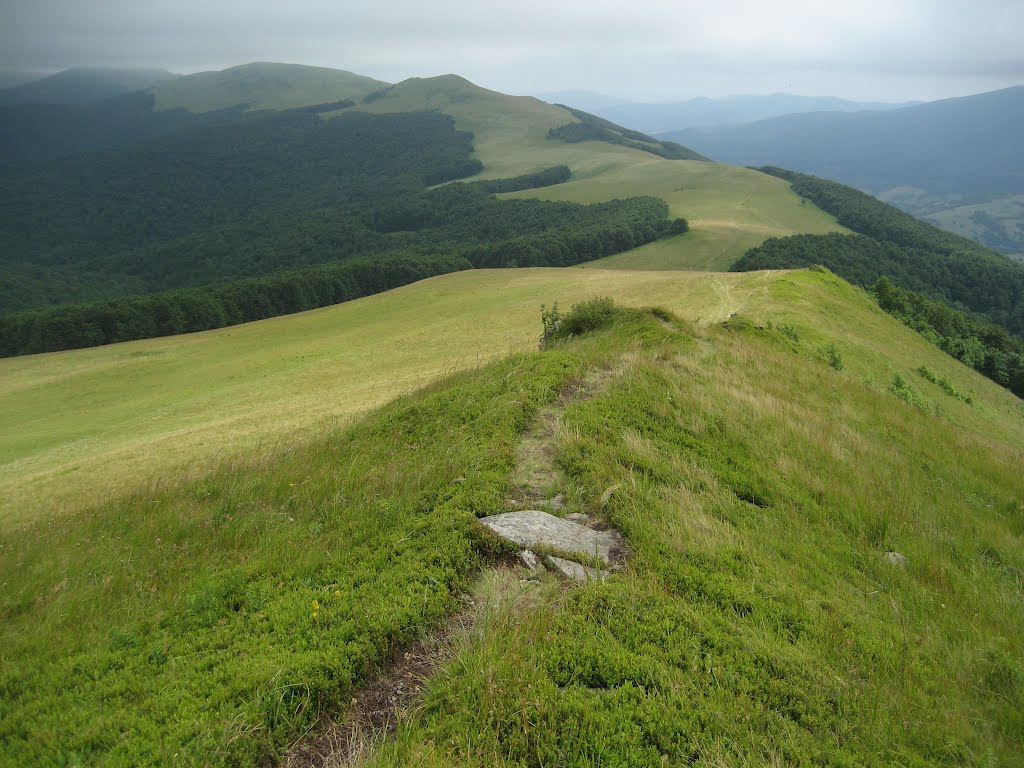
2 270 1022 765
0 269 848 524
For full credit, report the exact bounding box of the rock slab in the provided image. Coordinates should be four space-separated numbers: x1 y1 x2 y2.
480 510 621 566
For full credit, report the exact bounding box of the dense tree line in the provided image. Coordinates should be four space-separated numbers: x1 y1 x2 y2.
0 254 471 356
549 105 707 161
733 167 1024 396
874 277 1024 397
757 167 1016 253
0 186 684 356
740 170 1024 336
733 232 1024 334
466 165 571 193
1 110 481 313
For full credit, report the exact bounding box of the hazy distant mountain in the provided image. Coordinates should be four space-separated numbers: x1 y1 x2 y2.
536 90 630 112
0 62 394 163
0 70 48 90
150 62 388 113
591 93 914 134
0 67 178 105
664 86 1024 254
665 86 1024 196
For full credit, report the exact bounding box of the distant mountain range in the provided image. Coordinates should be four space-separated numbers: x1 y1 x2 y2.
662 86 1024 255
538 91 914 133
0 67 178 105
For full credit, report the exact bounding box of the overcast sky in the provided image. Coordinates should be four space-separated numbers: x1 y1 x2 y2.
2 0 1022 102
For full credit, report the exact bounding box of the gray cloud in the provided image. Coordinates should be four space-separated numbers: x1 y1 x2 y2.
1 0 1021 100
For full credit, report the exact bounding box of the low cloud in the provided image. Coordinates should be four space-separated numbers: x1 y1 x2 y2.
2 0 1021 100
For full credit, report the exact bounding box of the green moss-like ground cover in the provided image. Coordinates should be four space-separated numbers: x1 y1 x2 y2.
3 278 1022 765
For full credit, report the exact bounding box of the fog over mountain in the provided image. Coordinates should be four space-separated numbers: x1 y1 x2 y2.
2 0 1022 102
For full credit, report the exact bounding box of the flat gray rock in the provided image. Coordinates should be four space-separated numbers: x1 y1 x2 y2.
480 510 621 565
545 555 606 583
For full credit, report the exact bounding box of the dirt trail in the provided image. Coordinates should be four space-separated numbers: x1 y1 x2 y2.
281 365 621 767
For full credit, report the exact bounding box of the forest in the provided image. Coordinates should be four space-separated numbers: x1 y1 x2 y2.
0 182 683 355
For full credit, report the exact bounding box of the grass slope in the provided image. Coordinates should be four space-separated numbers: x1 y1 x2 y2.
339 75 844 269
2 272 1022 764
151 62 388 113
4 268 1021 524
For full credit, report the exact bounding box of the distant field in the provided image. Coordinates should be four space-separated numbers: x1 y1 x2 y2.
924 194 1024 258
4 267 1020 526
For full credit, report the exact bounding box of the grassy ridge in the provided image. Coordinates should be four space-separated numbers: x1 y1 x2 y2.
3 280 1022 764
336 75 844 269
5 268 1022 525
373 305 1024 766
0 349 582 765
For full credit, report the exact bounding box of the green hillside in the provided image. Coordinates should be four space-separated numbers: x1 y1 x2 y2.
150 61 387 112
0 65 843 352
2 61 1023 766
2 268 1022 764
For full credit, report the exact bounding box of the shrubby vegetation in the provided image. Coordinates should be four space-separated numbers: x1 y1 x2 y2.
874 277 1024 397
549 105 707 161
466 165 571 193
733 168 1024 396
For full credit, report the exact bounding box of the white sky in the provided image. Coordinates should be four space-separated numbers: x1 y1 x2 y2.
1 0 1022 101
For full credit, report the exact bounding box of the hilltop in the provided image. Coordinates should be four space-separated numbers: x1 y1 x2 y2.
2 268 1021 764
150 61 388 112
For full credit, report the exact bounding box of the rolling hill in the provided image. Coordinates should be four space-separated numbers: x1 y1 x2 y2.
665 86 1024 255
2 267 1022 764
3 62 1021 765
150 61 387 113
0 63 843 348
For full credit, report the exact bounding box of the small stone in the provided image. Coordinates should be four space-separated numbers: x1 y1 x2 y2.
518 549 543 571
885 551 909 568
565 512 590 523
545 555 607 583
548 494 566 510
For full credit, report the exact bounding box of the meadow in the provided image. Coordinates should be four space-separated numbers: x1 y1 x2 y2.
2 270 1022 765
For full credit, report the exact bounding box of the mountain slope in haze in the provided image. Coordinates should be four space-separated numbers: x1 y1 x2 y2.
0 67 178 105
665 86 1024 253
593 93 914 134
0 70 48 90
150 61 388 112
